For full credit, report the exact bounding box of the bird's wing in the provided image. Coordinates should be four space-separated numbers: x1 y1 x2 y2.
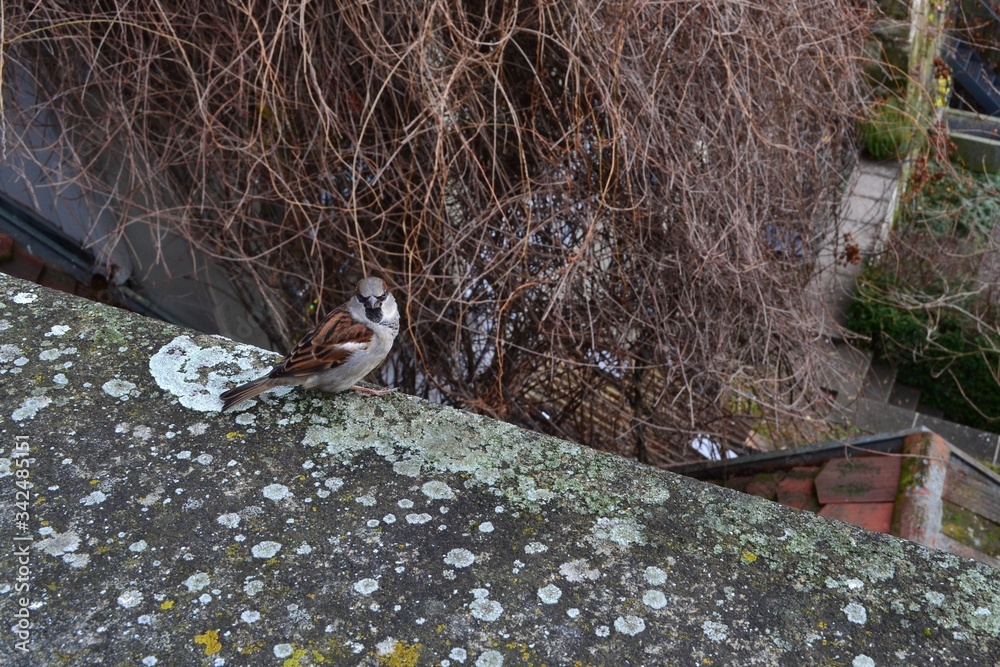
270 306 374 378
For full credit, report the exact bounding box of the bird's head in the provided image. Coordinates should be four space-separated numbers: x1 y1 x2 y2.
355 277 397 324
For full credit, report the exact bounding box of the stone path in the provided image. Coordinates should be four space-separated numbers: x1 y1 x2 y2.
810 156 1000 464
809 157 901 337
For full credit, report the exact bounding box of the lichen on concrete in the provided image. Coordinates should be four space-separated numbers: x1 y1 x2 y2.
0 272 999 666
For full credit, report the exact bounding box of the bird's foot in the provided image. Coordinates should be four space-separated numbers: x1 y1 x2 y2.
350 385 398 396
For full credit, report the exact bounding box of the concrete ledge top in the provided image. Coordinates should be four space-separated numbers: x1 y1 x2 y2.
1 272 998 666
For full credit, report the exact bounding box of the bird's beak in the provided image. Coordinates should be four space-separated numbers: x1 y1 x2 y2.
366 296 379 310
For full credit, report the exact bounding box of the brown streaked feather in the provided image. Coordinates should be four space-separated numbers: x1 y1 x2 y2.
219 377 275 412
269 306 374 378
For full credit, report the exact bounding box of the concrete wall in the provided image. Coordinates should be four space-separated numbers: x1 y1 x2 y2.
0 272 998 665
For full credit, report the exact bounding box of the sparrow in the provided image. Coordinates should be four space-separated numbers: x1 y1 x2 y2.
219 277 400 411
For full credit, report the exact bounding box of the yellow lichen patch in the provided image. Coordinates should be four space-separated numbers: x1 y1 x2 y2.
377 640 421 667
160 600 175 610
226 432 243 440
505 641 533 661
240 641 264 654
282 647 308 666
195 629 222 655
742 551 758 563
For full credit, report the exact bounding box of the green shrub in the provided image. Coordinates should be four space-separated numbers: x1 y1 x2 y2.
858 97 915 160
849 270 1000 433
906 165 1000 238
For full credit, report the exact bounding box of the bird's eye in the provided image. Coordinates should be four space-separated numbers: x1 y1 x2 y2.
376 293 387 302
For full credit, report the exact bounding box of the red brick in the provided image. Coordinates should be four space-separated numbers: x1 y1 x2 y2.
0 233 12 261
745 472 785 500
815 456 902 504
819 502 895 534
777 468 819 510
39 267 79 295
1 246 45 282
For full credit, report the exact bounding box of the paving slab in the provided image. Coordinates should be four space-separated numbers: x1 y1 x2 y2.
889 382 922 411
848 175 898 204
851 397 920 433
861 361 897 404
817 341 872 407
808 156 901 337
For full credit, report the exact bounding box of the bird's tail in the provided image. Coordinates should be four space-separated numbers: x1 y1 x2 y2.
219 378 274 412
